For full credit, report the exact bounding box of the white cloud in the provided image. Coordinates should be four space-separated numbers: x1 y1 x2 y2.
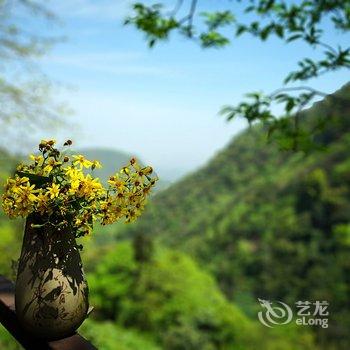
48 52 144 63
42 51 181 78
49 0 131 20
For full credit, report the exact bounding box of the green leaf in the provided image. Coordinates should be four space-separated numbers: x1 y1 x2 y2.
286 99 295 112
15 171 53 187
275 25 284 38
235 25 246 36
287 34 302 42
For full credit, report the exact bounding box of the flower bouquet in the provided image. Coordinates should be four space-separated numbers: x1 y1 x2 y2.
1 139 157 340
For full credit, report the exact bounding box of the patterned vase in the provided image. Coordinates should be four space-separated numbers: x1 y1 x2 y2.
15 214 89 340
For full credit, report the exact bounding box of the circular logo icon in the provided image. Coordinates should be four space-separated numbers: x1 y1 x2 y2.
258 298 293 328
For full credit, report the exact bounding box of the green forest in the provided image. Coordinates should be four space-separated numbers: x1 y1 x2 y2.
1 83 349 349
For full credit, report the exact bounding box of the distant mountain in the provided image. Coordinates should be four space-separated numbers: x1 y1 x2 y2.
117 83 350 349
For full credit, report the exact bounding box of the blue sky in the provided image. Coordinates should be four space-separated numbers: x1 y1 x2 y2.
31 0 349 180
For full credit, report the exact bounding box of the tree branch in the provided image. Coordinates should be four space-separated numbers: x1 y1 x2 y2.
179 0 198 26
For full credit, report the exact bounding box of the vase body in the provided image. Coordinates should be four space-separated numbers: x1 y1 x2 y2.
15 215 89 340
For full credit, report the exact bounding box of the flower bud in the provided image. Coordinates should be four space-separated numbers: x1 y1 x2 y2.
64 140 73 146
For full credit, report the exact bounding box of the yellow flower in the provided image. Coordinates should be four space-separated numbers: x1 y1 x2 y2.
64 166 81 177
29 154 44 165
11 176 29 187
36 192 50 215
65 167 84 194
129 171 144 187
69 179 80 194
77 174 104 199
47 183 60 199
126 209 138 223
120 166 130 175
75 217 83 226
2 197 15 218
43 157 60 175
2 176 36 217
100 199 126 225
108 175 126 190
92 160 102 169
73 155 93 169
16 183 38 203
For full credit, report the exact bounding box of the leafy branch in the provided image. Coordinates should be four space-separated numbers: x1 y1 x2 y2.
125 0 350 151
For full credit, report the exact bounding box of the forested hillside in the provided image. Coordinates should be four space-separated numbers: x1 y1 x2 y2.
0 151 22 279
115 83 350 349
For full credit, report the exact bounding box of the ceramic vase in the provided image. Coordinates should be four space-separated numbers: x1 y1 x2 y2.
15 214 89 340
